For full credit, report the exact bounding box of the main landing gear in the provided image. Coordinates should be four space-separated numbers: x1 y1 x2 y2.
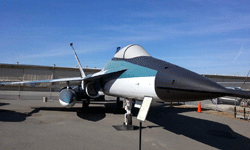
116 97 123 110
81 99 90 111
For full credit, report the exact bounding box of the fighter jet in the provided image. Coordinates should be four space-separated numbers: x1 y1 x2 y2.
1 44 250 125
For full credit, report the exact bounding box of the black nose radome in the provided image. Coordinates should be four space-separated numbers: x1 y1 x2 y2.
155 67 228 101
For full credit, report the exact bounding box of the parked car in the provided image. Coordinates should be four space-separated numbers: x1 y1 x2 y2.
211 87 244 106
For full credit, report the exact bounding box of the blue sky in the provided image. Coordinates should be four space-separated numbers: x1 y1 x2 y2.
1 0 250 76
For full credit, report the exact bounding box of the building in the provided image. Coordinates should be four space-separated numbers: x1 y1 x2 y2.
0 63 101 91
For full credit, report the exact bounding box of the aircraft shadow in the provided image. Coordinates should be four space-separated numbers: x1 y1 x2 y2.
142 105 250 150
0 102 10 106
79 102 125 122
0 109 40 122
76 104 116 122
29 102 125 122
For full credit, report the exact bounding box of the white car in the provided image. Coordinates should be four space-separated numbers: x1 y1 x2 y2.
211 87 244 106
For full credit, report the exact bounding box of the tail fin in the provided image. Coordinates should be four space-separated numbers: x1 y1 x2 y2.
70 43 86 78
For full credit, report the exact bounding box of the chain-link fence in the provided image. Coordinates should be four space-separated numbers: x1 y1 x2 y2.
178 100 250 120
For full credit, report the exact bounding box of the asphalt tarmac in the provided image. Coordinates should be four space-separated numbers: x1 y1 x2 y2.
1 93 250 150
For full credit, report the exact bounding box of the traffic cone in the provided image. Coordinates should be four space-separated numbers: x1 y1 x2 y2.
197 101 201 113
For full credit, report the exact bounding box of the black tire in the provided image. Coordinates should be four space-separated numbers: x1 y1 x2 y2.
126 114 132 125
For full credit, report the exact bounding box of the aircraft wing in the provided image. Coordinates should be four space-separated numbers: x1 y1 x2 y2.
0 77 83 85
0 69 127 85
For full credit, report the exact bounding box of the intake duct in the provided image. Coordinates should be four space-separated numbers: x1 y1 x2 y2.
85 82 99 98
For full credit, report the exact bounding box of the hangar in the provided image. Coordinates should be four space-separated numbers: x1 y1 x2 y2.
0 63 100 92
0 63 249 92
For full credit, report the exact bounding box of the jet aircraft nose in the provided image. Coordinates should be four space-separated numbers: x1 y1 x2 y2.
154 66 228 101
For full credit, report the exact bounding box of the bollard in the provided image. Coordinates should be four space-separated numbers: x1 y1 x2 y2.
234 107 236 118
244 108 246 120
43 97 47 102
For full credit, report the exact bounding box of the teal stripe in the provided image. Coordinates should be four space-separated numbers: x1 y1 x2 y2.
103 60 157 78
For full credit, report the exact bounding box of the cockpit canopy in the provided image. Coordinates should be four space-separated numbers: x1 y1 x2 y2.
114 44 151 59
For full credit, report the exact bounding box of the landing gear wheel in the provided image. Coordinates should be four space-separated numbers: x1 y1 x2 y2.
126 114 132 125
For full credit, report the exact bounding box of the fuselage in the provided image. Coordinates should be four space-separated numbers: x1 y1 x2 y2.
100 44 233 102
101 56 227 102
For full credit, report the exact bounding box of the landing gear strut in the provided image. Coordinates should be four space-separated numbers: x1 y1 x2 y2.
82 98 90 111
113 98 134 131
124 99 132 125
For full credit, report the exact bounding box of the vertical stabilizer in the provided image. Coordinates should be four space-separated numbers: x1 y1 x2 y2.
70 43 86 78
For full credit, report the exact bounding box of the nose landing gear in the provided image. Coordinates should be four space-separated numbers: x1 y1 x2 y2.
124 99 133 125
113 98 134 131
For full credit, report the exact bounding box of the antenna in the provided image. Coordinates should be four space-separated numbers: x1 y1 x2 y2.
70 43 86 78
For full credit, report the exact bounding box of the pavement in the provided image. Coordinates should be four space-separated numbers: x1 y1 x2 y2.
0 91 59 100
1 93 250 150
